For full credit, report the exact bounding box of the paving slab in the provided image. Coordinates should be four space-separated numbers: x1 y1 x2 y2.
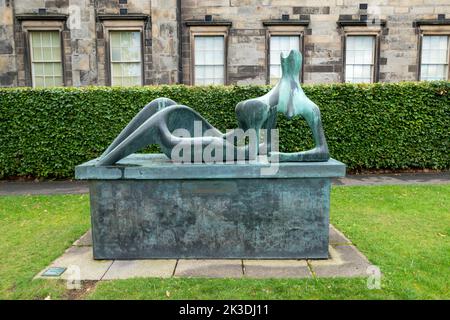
36 226 373 280
243 260 311 278
329 225 352 245
102 260 177 280
175 259 243 278
36 246 112 281
73 230 92 246
308 245 372 278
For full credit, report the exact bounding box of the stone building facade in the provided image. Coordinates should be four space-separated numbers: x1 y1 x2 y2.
0 0 449 87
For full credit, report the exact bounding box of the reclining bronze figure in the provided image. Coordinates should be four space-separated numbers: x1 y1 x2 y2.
96 49 329 166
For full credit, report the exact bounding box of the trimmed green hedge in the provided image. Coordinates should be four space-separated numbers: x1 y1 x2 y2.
1 82 449 178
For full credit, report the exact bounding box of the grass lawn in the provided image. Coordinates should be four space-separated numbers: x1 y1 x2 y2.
0 185 448 300
0 194 90 299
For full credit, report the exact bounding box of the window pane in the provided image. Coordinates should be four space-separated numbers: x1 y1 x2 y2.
121 33 132 47
41 32 51 47
111 76 122 86
53 63 62 75
195 65 205 80
420 36 449 81
204 51 214 65
269 65 281 85
214 65 224 79
51 47 60 61
112 64 122 77
51 32 60 47
44 63 53 76
194 36 225 85
34 76 44 87
45 77 55 87
42 47 52 61
345 35 375 83
32 48 43 61
30 31 63 87
269 35 300 83
122 63 141 77
53 76 63 86
111 48 121 62
421 64 447 81
33 63 44 76
270 52 280 65
110 31 142 86
110 32 121 47
122 47 134 61
130 32 140 47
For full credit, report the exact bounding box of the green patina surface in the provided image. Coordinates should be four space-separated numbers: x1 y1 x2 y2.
76 154 345 259
249 50 329 161
97 50 329 165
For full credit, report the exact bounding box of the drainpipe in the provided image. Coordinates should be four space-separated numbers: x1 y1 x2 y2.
176 0 182 84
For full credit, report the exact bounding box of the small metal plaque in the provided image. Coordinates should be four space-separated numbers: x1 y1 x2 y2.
42 267 66 277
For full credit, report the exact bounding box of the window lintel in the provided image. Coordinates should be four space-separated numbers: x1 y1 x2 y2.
337 19 386 28
97 14 150 22
342 25 382 36
414 19 450 28
16 13 68 22
418 25 450 35
185 20 231 27
20 20 65 31
262 19 309 27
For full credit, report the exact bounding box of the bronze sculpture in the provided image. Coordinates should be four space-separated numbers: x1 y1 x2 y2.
96 50 329 166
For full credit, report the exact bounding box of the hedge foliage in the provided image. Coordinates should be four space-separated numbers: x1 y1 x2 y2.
1 81 449 178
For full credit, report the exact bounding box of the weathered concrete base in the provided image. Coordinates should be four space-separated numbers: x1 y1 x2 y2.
36 225 375 280
75 154 346 260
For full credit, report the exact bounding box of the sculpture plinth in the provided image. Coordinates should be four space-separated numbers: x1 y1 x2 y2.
76 154 345 259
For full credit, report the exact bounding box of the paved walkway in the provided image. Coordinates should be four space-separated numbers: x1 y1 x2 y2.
36 225 372 280
1 172 448 195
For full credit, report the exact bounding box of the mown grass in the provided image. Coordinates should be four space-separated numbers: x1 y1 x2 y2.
0 194 90 299
0 185 448 299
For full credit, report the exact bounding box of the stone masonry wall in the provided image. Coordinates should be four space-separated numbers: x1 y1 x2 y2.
0 0 449 86
151 0 179 84
0 0 17 86
11 0 95 86
181 0 450 84
5 0 153 86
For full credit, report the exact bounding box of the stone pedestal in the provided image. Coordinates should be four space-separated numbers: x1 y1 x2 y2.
75 154 345 260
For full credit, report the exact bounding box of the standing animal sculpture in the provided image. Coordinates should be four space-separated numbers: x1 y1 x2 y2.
96 49 329 166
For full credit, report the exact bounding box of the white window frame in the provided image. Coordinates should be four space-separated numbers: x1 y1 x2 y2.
193 35 225 85
344 35 376 83
419 34 450 81
341 26 381 84
108 30 143 86
269 35 301 85
29 30 64 88
189 26 228 85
